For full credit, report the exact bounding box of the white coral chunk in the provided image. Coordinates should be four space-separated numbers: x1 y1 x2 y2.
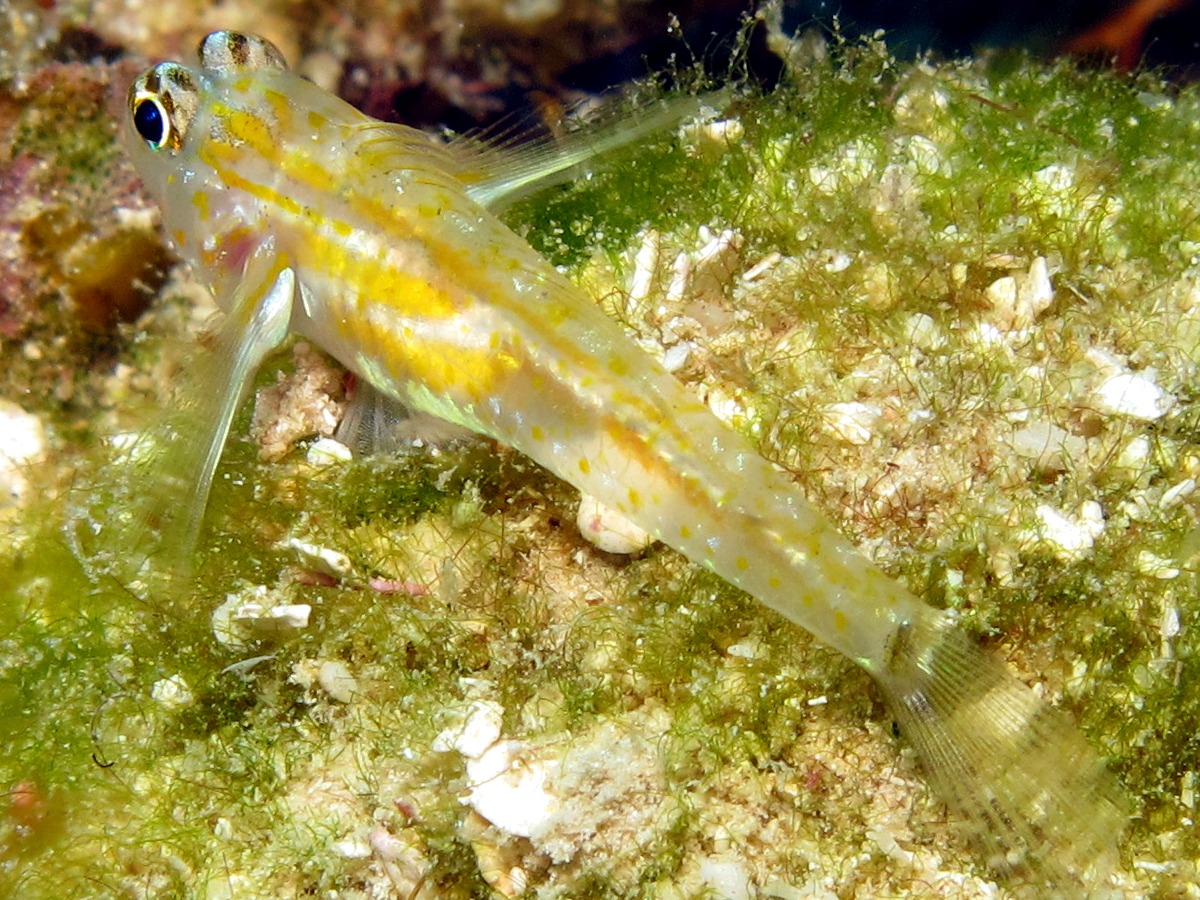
465 741 558 839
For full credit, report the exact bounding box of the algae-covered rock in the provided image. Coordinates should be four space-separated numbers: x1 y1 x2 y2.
4 21 1200 900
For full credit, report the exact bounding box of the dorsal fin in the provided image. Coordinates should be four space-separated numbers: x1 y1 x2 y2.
444 89 728 212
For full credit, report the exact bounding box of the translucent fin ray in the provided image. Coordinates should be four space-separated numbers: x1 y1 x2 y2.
85 261 295 579
450 90 727 212
879 611 1128 895
183 264 296 549
335 379 475 457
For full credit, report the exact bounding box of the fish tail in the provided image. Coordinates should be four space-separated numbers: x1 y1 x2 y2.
876 610 1128 893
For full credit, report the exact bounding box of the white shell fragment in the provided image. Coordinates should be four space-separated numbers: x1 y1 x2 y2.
577 494 655 554
1161 605 1181 640
1160 478 1196 510
306 436 353 467
683 116 745 155
212 585 312 647
289 658 359 703
661 341 692 373
1008 420 1086 472
151 674 194 710
1136 550 1180 580
1093 371 1175 421
984 256 1054 329
822 401 882 446
317 660 359 702
904 312 944 351
1028 501 1105 561
433 700 504 759
627 229 660 304
694 856 753 900
0 400 46 508
434 701 557 839
330 836 372 859
664 226 743 306
285 537 353 577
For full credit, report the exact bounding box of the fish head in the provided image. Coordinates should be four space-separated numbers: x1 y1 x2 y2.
123 32 293 305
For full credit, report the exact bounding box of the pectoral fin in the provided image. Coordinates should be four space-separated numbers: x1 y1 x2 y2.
184 263 296 547
98 259 297 575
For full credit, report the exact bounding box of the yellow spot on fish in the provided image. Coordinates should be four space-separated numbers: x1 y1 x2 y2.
735 556 748 571
833 610 848 631
578 458 590 475
531 426 545 442
224 108 276 156
680 525 692 539
608 355 629 376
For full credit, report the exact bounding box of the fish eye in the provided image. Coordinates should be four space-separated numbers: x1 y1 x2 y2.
132 93 170 150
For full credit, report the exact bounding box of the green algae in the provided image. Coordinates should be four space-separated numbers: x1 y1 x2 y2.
4 30 1200 898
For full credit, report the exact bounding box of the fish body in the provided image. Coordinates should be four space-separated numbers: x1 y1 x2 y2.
124 31 1126 889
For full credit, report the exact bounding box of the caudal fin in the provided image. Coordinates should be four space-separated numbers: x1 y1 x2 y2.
878 612 1128 894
